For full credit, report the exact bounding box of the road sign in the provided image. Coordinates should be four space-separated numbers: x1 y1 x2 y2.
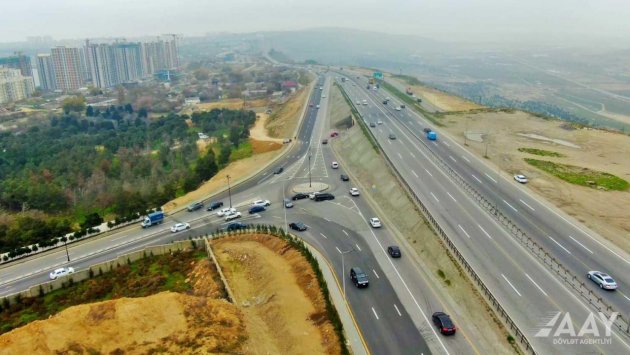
373 71 383 80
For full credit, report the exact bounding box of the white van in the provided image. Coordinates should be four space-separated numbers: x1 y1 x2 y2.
331 161 339 169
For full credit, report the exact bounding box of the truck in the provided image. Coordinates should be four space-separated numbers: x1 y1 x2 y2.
406 87 413 95
426 131 437 141
142 211 164 228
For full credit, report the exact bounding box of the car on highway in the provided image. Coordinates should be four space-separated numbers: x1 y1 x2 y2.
217 207 237 217
251 199 271 207
362 100 368 105
432 312 457 335
187 201 204 212
369 122 376 128
395 106 401 111
587 271 618 290
314 193 335 201
292 192 309 200
382 100 388 105
350 267 369 288
49 267 75 280
401 104 406 109
225 211 242 221
322 139 328 144
248 205 266 214
226 222 248 231
322 95 327 98
423 127 432 133
289 222 307 231
331 161 339 169
389 133 396 140
340 174 349 181
387 246 401 258
308 191 320 200
349 188 360 196
316 104 320 109
170 222 190 233
369 217 382 228
273 167 284 174
356 100 361 105
514 174 528 184
330 131 339 137
377 120 383 125
206 201 224 211
284 198 294 208
309 103 313 107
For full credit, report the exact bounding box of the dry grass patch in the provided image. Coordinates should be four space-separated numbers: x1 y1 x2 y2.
266 86 310 138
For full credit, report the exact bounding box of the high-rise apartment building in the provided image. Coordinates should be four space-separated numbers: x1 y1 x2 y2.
35 54 56 91
112 42 143 83
0 52 33 77
0 68 35 104
51 47 83 91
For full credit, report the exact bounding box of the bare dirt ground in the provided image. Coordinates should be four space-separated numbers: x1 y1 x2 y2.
0 258 246 354
440 110 630 252
212 234 341 355
329 86 514 354
250 112 284 143
266 85 311 138
389 77 482 112
180 98 269 115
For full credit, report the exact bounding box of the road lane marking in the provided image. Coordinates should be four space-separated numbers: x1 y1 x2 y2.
355 244 362 251
569 236 593 254
503 199 518 212
371 307 380 320
447 192 457 202
430 192 440 202
458 224 472 238
397 152 403 159
432 141 438 146
525 273 548 296
548 236 572 254
477 224 493 239
335 247 342 254
373 269 380 279
424 168 433 177
411 170 419 178
388 139 392 145
324 217 331 221
501 274 522 296
519 199 535 211
471 174 482 183
462 156 471 163
449 155 457 163
409 151 416 158
320 233 328 239
342 229 349 236
485 173 497 183
272 216 282 220
394 304 402 316
443 141 450 147
623 294 630 302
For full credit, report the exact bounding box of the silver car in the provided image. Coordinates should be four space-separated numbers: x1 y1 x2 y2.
587 271 618 290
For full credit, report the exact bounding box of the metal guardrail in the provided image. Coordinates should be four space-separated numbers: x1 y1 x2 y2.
337 82 537 354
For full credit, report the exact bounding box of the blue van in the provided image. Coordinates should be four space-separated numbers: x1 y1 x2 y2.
249 205 266 214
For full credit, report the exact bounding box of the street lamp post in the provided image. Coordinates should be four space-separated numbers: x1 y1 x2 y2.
63 238 70 262
308 150 312 188
282 178 288 233
226 175 232 208
340 248 354 298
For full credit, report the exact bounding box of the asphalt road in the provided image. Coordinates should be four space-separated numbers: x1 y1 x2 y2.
337 73 630 354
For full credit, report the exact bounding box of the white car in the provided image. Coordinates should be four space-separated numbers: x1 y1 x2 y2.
587 271 618 290
309 191 320 200
369 217 382 228
322 95 327 98
170 222 190 233
362 100 368 105
331 161 339 169
395 106 401 111
514 174 528 184
49 267 75 280
225 211 242 221
251 199 271 207
377 120 383 125
349 188 360 196
217 207 237 217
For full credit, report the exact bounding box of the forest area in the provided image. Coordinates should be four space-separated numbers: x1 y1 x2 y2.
0 108 255 255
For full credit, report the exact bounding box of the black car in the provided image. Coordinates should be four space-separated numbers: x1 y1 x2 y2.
314 193 335 201
387 246 401 258
291 193 309 201
289 222 307 231
248 205 266 214
322 139 328 144
423 127 432 133
340 174 349 181
206 201 224 211
432 312 456 335
350 267 369 288
273 166 284 174
187 201 204 212
369 122 376 128
382 100 388 105
226 222 248 231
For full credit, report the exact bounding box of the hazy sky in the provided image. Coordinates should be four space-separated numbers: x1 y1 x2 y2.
2 0 630 43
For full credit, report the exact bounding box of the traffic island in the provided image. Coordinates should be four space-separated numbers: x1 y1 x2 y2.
291 182 329 194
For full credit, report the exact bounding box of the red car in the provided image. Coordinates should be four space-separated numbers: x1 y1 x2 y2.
330 131 339 137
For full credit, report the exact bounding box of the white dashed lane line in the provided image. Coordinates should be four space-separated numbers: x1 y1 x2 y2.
342 229 349 236
471 174 482 184
355 244 362 251
477 224 493 240
394 304 402 316
320 233 328 239
373 269 380 279
425 168 433 177
447 192 457 202
411 170 419 178
548 236 572 254
449 155 457 163
462 156 471 163
458 224 472 239
525 273 548 296
569 236 593 254
503 199 518 212
430 192 440 203
485 173 497 183
501 274 522 297
519 199 535 211
372 307 380 320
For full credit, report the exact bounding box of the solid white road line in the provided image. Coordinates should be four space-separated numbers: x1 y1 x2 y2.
519 199 535 211
458 224 472 239
485 173 497 183
409 151 416 158
462 156 471 163
569 236 594 254
501 274 522 297
525 273 548 296
342 229 349 236
320 233 328 239
443 141 450 147
623 294 630 302
477 224 493 240
272 216 282 220
373 269 380 279
503 199 518 212
398 152 403 159
449 155 457 163
548 236 572 254
424 168 433 177
471 174 482 183
394 304 402 316
336 247 342 254
447 192 457 202
430 192 440 202
411 170 419 178
355 244 362 251
372 307 380 320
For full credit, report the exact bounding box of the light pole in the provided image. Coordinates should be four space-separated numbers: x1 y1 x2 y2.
226 175 232 208
308 148 312 188
340 248 354 298
283 177 288 233
63 238 70 262
464 117 469 146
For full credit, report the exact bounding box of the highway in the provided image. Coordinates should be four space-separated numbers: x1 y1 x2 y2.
338 73 630 354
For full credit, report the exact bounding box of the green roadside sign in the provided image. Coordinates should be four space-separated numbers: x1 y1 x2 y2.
373 71 383 80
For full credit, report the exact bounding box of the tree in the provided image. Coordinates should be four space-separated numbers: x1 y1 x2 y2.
218 145 231 166
196 150 218 181
193 68 210 81
124 103 133 114
138 107 148 118
62 96 86 115
80 212 103 229
86 105 94 117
